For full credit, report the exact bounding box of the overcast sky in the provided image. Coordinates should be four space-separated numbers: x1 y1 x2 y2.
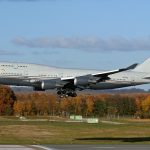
0 0 150 89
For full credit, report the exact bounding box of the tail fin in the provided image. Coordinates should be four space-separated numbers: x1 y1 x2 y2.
133 57 150 72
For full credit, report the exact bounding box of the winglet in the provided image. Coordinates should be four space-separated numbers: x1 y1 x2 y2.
120 63 138 71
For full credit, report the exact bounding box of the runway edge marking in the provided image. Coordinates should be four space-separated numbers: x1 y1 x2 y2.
31 145 54 150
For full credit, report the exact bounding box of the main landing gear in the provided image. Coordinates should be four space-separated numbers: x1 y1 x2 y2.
57 88 77 98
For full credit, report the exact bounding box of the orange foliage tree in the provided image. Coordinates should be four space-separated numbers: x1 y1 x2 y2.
0 85 16 115
12 91 150 118
142 95 150 118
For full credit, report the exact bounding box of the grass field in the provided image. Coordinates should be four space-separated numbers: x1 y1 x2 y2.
0 117 150 144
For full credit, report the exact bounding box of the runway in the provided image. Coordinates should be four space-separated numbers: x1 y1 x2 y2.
0 145 39 150
1 145 150 150
40 145 150 150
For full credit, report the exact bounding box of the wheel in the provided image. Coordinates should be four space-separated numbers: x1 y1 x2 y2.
60 95 64 98
62 90 66 94
57 91 61 95
68 92 77 97
65 94 69 98
72 92 77 97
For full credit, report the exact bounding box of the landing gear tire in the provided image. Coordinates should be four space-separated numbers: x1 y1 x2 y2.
57 89 77 98
68 92 77 97
57 91 61 95
72 92 77 97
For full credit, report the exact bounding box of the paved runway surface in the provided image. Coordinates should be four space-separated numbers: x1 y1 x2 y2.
43 145 150 150
1 145 150 150
0 145 37 150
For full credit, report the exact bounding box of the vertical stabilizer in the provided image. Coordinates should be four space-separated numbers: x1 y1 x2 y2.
133 57 150 72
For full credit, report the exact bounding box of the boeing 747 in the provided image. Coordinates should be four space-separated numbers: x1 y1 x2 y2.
0 58 150 97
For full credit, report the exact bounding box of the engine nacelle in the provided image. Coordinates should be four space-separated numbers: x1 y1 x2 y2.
33 79 65 90
33 86 45 91
74 75 99 87
41 79 60 90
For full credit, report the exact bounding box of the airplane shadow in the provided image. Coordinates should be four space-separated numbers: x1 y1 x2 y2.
76 137 150 143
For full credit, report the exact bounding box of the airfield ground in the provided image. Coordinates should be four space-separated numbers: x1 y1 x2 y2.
0 116 150 144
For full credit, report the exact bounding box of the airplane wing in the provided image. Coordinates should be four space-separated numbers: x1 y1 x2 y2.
32 63 138 92
92 63 138 77
62 63 138 83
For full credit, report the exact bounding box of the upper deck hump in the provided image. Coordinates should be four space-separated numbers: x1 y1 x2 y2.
0 61 102 75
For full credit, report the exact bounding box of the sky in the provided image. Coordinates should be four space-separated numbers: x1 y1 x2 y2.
0 0 150 89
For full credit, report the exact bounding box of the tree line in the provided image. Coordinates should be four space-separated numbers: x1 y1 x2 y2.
1 85 150 118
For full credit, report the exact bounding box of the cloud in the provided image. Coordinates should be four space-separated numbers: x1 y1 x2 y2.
12 36 150 52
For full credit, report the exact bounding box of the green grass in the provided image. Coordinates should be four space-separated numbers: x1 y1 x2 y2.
0 117 150 144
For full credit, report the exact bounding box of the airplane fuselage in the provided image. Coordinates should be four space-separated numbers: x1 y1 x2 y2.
0 62 149 91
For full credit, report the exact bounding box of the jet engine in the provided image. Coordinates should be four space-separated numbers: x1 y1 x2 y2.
74 75 99 87
33 79 65 91
41 79 61 90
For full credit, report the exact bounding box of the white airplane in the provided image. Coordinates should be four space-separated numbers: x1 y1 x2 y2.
0 57 150 97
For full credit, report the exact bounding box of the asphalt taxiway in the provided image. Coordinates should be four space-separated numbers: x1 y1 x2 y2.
41 145 150 150
1 145 150 150
0 145 38 150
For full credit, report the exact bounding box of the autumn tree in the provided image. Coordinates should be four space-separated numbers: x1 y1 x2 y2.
109 95 137 117
85 95 94 116
13 92 150 119
93 98 107 117
0 85 16 115
142 95 150 118
13 101 26 116
134 94 148 118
